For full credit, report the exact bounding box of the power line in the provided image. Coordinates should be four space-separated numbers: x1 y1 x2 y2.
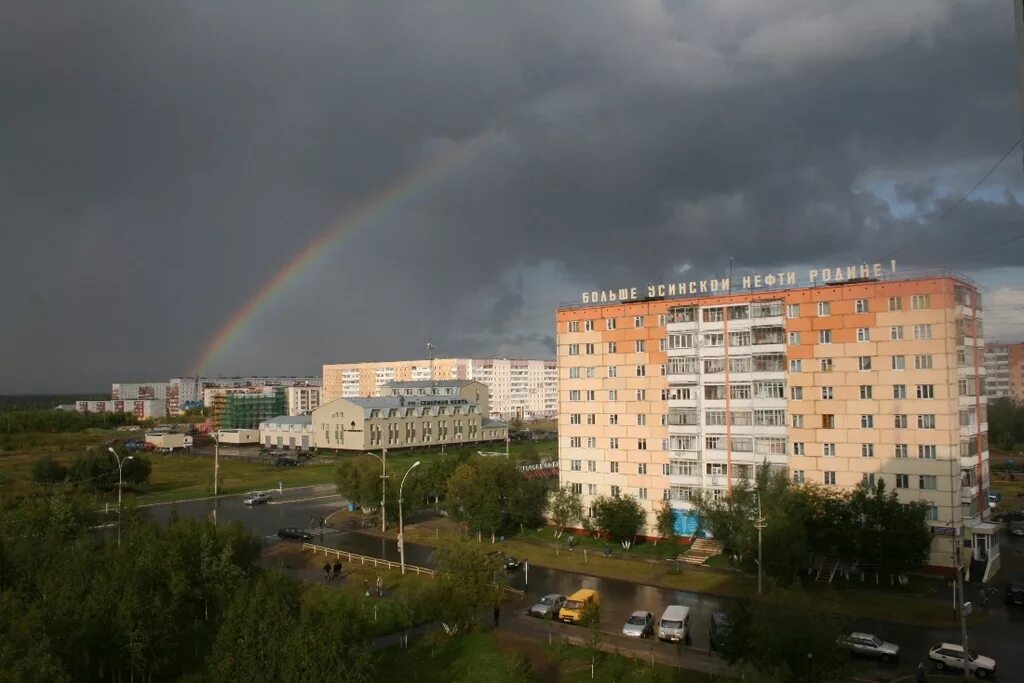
963 232 1024 257
892 136 1023 258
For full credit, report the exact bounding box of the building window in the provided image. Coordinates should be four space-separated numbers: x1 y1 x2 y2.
608 341 617 353
634 316 644 328
570 483 582 495
792 470 805 483
638 487 648 500
916 384 935 399
912 325 932 340
584 319 594 331
635 340 645 353
893 384 907 399
790 359 802 372
610 485 620 497
861 443 875 457
588 484 597 496
570 459 581 471
638 438 647 450
636 365 646 377
894 414 908 429
787 303 800 318
659 339 667 352
917 414 936 429
821 386 834 400
586 437 596 448
569 390 580 402
925 506 939 521
788 332 801 345
704 333 724 347
585 367 595 378
792 414 804 428
914 354 933 370
819 330 832 344
895 444 909 459
793 442 805 455
888 296 903 311
823 443 836 457
569 367 580 379
608 366 618 378
892 355 906 370
609 437 619 449
818 301 830 317
861 415 874 428
568 321 579 332
918 445 937 459
587 414 596 425
790 387 803 400
824 471 836 485
607 318 617 330
610 461 619 473
637 414 646 426
918 475 937 490
858 356 872 371
636 390 646 401
587 460 596 472
585 343 595 354
859 385 873 399
637 463 647 475
857 328 870 342
568 344 579 356
658 314 666 326
822 414 835 428
608 390 618 401
820 358 833 372
609 414 618 425
855 299 868 313
862 473 876 487
911 294 930 310
570 414 581 425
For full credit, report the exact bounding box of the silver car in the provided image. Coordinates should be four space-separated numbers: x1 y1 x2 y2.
621 611 655 638
838 633 900 662
243 491 272 505
529 594 566 619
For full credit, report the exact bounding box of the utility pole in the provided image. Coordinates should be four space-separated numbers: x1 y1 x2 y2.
755 492 766 596
954 526 970 679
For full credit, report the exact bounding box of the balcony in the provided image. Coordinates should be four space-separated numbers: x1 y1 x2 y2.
961 483 980 502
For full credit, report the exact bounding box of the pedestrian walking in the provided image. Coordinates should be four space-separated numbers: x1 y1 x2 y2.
322 562 331 581
376 575 383 597
364 579 370 597
309 515 315 530
319 516 325 529
493 605 501 629
915 661 927 683
332 560 342 580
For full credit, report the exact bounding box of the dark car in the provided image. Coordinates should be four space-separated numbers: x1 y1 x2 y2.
275 456 300 467
709 612 732 652
1006 581 1024 607
278 527 313 541
487 551 522 571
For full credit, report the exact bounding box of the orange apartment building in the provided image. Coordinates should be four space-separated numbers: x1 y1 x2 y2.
557 274 995 574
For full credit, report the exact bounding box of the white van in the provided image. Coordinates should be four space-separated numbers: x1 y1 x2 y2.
658 605 691 643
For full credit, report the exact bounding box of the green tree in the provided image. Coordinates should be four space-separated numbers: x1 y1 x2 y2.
335 458 385 511
591 494 646 549
430 538 504 634
547 486 583 538
721 599 848 682
654 499 677 546
281 592 375 683
849 480 931 579
31 457 67 484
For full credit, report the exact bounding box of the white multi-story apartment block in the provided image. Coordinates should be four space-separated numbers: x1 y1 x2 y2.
557 275 993 574
286 386 321 416
984 342 1024 402
322 358 556 420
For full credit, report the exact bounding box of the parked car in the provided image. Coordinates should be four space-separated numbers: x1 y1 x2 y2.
529 594 567 619
621 611 655 639
1010 520 1024 536
487 551 522 571
838 633 900 662
657 605 691 643
243 491 272 505
558 589 600 624
1005 581 1024 607
277 527 313 541
928 643 996 678
709 612 732 652
275 456 299 467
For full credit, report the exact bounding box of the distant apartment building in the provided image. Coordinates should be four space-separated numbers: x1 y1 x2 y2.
77 399 167 419
286 386 321 415
557 274 992 574
111 376 322 417
322 358 556 420
112 382 179 415
984 342 1024 402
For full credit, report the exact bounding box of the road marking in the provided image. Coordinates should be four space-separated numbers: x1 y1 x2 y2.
268 493 343 505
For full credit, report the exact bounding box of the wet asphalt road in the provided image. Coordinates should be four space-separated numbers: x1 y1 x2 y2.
145 490 1024 679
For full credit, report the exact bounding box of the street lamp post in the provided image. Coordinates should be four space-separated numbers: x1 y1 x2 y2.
368 450 389 532
398 461 421 575
754 492 766 596
108 447 134 547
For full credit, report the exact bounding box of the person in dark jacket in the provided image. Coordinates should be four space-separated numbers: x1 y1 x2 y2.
493 605 501 629
322 562 331 581
332 560 342 580
916 662 927 683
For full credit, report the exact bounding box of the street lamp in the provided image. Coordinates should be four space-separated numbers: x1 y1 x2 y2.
398 461 421 575
108 447 134 547
754 492 766 596
368 450 388 533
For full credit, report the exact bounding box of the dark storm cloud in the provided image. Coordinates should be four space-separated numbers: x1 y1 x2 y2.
2 1 1022 391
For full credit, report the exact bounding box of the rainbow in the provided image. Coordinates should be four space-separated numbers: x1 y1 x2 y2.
190 140 479 376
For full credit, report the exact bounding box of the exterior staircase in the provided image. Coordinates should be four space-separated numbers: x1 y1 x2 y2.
680 538 724 566
816 556 839 583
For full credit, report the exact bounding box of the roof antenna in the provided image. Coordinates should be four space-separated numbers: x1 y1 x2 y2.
426 340 435 383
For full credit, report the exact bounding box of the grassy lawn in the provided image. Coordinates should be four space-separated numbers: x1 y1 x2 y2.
396 525 957 627
377 630 725 683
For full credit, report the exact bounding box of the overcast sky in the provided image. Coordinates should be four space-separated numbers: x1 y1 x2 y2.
2 1 1023 393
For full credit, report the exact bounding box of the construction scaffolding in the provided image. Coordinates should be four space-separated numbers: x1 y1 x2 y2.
220 389 286 430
